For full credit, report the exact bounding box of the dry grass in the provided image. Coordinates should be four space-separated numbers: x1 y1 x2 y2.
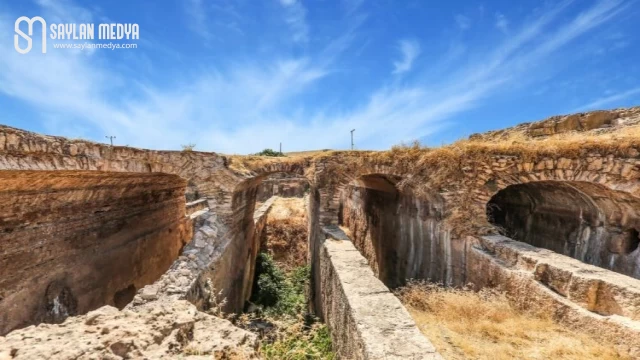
263 197 309 271
284 149 333 157
397 282 632 360
268 197 307 220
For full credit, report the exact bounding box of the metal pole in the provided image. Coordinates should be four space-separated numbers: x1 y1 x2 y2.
280 142 282 154
105 136 116 146
350 129 355 150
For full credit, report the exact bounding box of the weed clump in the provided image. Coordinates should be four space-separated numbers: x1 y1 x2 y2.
245 253 333 359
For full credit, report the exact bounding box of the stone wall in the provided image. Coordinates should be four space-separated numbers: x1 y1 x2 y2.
2 107 640 350
256 172 309 202
467 235 640 356
0 170 191 335
186 193 275 313
317 226 442 359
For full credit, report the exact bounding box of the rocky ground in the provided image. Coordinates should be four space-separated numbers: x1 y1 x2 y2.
0 299 259 360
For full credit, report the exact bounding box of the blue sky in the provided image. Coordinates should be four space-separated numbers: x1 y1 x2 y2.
1 0 639 153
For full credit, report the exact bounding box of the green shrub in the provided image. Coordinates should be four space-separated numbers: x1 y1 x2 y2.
251 252 310 316
251 253 286 307
254 148 285 157
249 253 333 359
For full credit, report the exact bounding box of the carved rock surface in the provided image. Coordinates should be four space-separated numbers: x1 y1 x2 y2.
0 170 191 335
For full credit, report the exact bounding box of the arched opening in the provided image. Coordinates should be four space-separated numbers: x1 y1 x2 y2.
0 170 191 335
339 174 446 288
487 181 640 278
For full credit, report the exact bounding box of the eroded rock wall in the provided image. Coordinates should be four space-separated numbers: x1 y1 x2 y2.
188 184 275 314
0 171 191 335
340 176 451 287
488 181 640 278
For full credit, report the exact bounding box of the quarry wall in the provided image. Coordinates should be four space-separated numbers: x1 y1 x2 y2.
488 181 640 278
0 170 191 335
340 175 448 288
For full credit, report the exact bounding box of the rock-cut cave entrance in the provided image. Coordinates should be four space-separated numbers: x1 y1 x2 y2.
486 181 640 278
0 170 191 335
339 174 446 288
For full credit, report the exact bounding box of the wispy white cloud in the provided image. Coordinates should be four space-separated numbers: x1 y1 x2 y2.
392 39 420 75
455 14 471 30
342 0 364 15
185 0 211 39
495 12 509 33
0 0 632 153
279 0 309 43
576 87 640 111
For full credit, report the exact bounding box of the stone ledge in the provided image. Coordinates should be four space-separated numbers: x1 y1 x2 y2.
468 235 640 355
480 235 640 321
319 231 442 359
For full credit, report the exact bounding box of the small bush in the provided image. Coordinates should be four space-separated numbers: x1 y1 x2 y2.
255 148 285 157
181 143 196 151
251 253 287 308
250 252 309 317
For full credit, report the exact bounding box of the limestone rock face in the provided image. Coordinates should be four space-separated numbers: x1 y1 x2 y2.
0 170 192 335
527 110 621 137
469 106 640 141
466 235 640 356
0 299 259 359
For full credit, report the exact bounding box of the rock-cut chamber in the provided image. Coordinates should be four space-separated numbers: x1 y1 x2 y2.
487 181 640 278
339 174 447 288
0 170 191 335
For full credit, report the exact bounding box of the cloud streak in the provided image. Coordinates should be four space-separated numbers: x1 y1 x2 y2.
392 39 420 75
455 15 470 30
576 87 640 111
279 0 309 43
185 0 212 39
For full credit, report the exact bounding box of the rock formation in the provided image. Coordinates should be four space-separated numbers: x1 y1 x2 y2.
0 299 259 359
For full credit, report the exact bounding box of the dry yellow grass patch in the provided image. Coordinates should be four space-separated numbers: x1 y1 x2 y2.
397 282 631 360
268 197 307 220
263 197 308 271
